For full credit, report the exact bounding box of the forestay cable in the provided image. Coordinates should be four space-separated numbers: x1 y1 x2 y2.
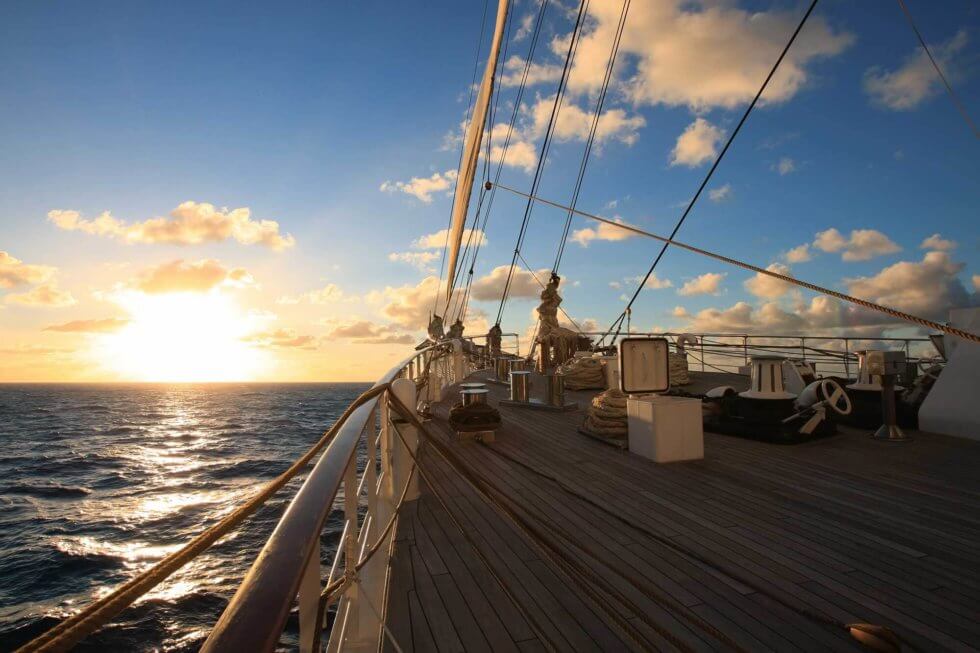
490 181 980 345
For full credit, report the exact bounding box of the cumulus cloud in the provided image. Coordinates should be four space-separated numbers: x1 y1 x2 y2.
47 202 295 250
325 320 416 345
43 318 129 333
570 217 636 246
0 251 55 289
864 30 967 110
413 228 487 250
566 0 853 110
366 276 460 330
670 118 723 167
920 233 956 251
845 251 970 322
276 283 349 305
4 283 77 308
625 274 672 290
529 96 646 145
744 263 794 299
470 265 551 302
774 157 796 175
131 259 254 295
813 228 901 261
388 251 440 271
243 329 317 350
677 272 725 296
379 170 457 203
783 243 812 263
708 183 732 203
678 251 975 336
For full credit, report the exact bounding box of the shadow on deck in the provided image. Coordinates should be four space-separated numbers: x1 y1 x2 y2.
382 370 980 652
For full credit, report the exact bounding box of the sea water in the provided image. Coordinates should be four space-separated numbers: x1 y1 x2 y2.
0 382 369 651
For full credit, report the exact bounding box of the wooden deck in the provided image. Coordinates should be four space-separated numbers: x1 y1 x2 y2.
381 370 980 652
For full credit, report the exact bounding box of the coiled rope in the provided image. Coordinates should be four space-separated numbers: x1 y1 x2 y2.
490 181 980 346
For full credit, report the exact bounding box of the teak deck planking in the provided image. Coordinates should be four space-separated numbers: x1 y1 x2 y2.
381 370 980 652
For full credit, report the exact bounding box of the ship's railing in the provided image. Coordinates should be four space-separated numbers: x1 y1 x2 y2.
202 334 514 653
586 331 936 378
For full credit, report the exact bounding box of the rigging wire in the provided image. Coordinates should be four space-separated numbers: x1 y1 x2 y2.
552 0 631 274
489 181 980 344
896 0 979 139
431 0 492 317
446 0 550 326
495 0 591 327
600 0 821 346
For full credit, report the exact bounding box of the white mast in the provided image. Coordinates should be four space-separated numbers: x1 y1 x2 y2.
445 0 511 301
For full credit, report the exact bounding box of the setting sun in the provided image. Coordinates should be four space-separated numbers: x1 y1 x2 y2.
95 292 269 382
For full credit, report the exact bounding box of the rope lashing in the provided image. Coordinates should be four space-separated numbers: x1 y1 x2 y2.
489 181 980 346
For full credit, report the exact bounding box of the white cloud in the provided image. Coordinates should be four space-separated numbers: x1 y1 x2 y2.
783 244 812 263
708 183 732 203
774 157 796 175
744 263 794 299
388 251 440 271
570 217 636 246
366 276 480 331
130 259 254 295
4 283 77 308
670 118 723 168
677 272 725 296
672 306 689 318
0 251 55 289
609 281 622 289
813 227 901 261
864 30 968 111
277 283 350 305
413 228 487 250
565 0 853 110
920 233 957 251
626 274 672 290
48 202 295 250
529 96 646 146
845 251 970 322
470 265 551 302
514 13 536 42
379 169 457 203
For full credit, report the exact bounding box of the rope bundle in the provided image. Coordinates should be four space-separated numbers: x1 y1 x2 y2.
669 352 690 386
583 388 629 438
557 356 606 390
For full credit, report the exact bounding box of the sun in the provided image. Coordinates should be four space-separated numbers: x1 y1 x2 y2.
96 292 269 382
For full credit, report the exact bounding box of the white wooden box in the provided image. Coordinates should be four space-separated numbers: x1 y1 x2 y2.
627 395 704 463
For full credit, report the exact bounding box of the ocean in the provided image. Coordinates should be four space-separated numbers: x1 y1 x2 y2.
0 382 370 652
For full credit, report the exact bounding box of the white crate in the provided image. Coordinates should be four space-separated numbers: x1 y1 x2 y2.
627 395 704 463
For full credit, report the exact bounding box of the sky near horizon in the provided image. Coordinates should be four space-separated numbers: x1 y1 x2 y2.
1 0 978 382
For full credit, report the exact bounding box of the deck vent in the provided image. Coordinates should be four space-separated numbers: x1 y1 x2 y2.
739 356 795 400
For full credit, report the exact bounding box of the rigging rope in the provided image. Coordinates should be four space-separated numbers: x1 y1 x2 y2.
452 0 551 327
496 0 591 326
552 0 631 274
895 0 978 139
490 181 980 345
432 0 493 316
600 0 821 346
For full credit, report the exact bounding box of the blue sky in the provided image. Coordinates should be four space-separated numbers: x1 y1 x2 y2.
1 0 977 380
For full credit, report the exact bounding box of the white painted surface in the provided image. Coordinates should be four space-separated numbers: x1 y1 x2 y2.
627 395 704 462
919 307 980 440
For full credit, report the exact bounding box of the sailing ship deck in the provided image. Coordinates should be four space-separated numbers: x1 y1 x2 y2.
381 370 980 652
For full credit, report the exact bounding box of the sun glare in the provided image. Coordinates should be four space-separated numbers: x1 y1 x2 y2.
96 292 269 382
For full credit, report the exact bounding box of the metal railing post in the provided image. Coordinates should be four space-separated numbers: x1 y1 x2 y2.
743 336 748 365
844 338 850 378
390 379 419 502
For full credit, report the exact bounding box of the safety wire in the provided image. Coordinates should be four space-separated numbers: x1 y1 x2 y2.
495 0 591 327
600 0 821 346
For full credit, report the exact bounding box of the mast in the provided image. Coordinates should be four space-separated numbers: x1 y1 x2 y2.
445 0 510 301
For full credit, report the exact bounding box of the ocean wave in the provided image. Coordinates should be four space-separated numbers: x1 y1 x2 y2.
2 484 91 499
